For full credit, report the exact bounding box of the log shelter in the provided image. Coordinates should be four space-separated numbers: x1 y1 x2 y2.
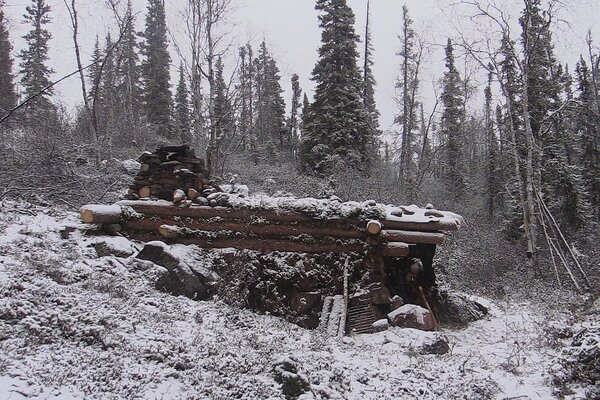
80 146 464 334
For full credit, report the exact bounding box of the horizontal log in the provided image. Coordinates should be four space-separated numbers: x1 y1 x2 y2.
381 242 410 257
134 230 368 254
80 204 122 224
381 215 459 232
383 229 447 245
125 217 366 239
117 200 359 225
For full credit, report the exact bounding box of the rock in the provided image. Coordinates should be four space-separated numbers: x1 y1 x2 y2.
387 304 437 331
436 291 488 328
372 318 389 332
220 184 249 198
420 337 450 355
391 295 404 310
60 226 77 239
121 159 141 174
93 236 136 258
136 241 216 300
193 197 209 206
349 282 391 306
272 356 310 400
290 291 321 314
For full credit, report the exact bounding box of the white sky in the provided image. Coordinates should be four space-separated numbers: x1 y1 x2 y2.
4 0 600 133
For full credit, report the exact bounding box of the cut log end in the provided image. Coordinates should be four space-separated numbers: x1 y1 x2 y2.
366 220 382 235
80 208 94 224
79 205 122 224
139 186 151 198
187 188 199 200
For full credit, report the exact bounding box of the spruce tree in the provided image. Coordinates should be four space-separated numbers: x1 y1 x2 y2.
576 57 600 220
521 1 587 228
300 93 311 139
288 73 302 157
100 33 117 141
212 56 234 173
19 0 54 112
141 0 173 138
115 0 143 143
396 5 421 190
175 63 192 144
440 38 466 196
87 36 102 102
484 68 501 216
300 0 372 174
238 45 253 150
0 1 16 116
254 40 286 150
363 0 379 137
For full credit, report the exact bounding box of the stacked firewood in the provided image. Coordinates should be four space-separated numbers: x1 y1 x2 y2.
127 145 222 204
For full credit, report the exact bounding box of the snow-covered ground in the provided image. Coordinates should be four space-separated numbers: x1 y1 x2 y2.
0 202 593 399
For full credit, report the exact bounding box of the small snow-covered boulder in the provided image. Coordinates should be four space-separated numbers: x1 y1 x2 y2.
221 184 249 198
136 241 216 300
391 295 404 310
93 236 136 258
121 159 141 174
372 318 389 332
272 356 310 399
388 304 436 331
420 336 450 355
206 192 231 207
436 291 488 328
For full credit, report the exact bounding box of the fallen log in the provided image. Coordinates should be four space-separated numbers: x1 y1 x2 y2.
383 229 447 245
80 204 122 224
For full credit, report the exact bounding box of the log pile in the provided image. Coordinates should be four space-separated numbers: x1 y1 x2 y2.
127 145 222 203
79 197 462 258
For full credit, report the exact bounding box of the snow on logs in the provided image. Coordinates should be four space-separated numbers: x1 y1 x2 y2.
79 199 461 257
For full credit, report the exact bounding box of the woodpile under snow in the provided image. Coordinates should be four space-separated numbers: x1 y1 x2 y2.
126 145 220 203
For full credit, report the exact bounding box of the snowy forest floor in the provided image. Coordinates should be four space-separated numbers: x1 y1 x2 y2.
0 201 597 400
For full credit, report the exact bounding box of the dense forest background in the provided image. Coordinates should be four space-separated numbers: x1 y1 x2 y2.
0 0 598 294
